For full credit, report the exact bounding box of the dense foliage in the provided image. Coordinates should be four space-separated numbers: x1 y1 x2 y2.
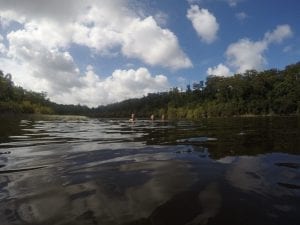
94 62 300 119
0 70 90 115
0 62 300 118
0 70 54 114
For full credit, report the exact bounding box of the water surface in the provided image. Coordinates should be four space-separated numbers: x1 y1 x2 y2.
0 116 299 225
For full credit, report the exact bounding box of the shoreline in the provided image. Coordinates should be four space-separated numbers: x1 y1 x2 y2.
0 113 89 121
0 112 299 121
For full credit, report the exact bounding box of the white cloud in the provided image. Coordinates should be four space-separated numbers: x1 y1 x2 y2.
207 63 231 76
5 26 80 93
187 5 219 44
226 38 267 73
1 30 170 106
0 34 7 54
0 0 86 23
72 6 192 69
154 11 168 27
122 17 192 70
208 25 293 75
0 0 192 70
235 12 248 21
7 21 71 57
53 67 170 107
226 25 293 73
0 51 169 107
0 0 187 106
264 24 293 44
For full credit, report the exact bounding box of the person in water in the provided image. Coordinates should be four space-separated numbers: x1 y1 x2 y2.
129 113 135 122
150 114 154 121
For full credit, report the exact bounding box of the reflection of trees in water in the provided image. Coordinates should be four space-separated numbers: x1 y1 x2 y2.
132 117 300 159
193 117 300 159
0 117 299 225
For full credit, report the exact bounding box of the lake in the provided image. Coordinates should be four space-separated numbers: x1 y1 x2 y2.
0 115 299 225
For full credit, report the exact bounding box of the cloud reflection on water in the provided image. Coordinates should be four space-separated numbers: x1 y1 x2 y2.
0 117 299 225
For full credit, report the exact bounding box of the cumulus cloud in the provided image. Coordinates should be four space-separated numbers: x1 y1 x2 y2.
226 39 267 73
226 25 293 73
122 17 192 69
0 0 192 68
264 24 293 44
0 0 187 106
6 26 80 93
0 51 169 107
0 29 171 106
52 67 170 107
72 5 192 69
208 25 293 75
0 35 7 54
207 63 231 76
187 5 219 44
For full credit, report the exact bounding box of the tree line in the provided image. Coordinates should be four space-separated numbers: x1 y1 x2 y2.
0 70 54 114
94 62 300 119
0 70 91 115
0 62 300 118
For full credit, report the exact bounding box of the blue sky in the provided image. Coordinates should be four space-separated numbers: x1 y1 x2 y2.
0 0 299 106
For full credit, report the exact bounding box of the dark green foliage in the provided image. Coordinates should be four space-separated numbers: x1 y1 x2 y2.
0 71 54 114
94 62 300 119
50 103 91 115
95 92 171 118
1 61 300 117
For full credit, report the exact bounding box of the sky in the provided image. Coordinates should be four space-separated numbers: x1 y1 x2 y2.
0 0 299 107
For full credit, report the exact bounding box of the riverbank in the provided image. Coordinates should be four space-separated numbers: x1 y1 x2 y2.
0 113 89 121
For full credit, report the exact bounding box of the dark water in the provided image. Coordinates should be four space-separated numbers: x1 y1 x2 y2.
0 116 299 225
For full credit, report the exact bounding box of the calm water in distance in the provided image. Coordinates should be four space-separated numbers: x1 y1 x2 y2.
0 116 299 225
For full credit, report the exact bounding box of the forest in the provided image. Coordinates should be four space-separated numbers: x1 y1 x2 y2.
0 70 54 114
0 70 92 115
0 62 300 119
95 62 300 119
